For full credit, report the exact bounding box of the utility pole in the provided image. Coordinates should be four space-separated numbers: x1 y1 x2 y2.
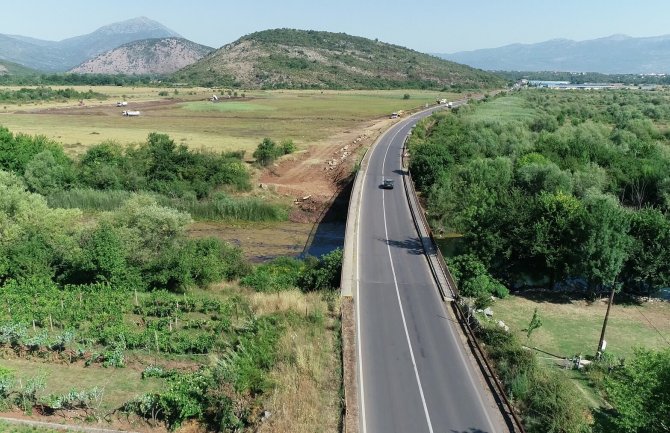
596 284 616 358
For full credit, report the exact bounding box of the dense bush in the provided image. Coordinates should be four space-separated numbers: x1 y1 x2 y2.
477 325 590 433
599 348 670 433
410 90 670 296
0 87 107 103
78 133 251 197
241 248 343 292
0 179 247 292
252 137 295 167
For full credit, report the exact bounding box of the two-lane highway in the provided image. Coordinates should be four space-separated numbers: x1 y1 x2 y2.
356 107 505 432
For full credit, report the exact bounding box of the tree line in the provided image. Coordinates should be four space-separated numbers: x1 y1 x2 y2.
409 90 670 298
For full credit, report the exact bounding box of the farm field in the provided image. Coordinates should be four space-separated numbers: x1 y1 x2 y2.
0 283 341 433
0 87 458 155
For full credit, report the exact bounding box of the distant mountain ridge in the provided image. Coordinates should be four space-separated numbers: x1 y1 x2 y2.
174 28 504 89
70 38 213 75
438 34 670 74
0 17 181 72
0 59 38 76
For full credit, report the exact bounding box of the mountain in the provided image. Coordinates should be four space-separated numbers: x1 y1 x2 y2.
70 38 213 75
0 17 181 72
0 59 38 76
438 34 670 74
174 29 504 89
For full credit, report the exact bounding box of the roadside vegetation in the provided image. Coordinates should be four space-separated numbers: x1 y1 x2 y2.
408 88 670 432
0 125 343 431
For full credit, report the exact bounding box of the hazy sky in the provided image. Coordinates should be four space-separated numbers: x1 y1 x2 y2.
4 0 670 53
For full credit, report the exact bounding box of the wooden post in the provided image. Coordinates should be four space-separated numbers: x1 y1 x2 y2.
597 285 616 358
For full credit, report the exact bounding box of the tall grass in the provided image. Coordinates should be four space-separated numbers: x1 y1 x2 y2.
46 188 132 211
165 195 289 222
46 188 289 222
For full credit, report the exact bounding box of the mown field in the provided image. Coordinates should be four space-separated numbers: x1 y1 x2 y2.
493 295 670 360
0 86 459 155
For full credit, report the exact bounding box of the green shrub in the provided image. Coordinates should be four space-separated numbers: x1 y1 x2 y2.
299 248 343 291
241 256 303 292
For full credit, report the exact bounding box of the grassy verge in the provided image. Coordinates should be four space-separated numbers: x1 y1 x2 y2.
247 289 341 433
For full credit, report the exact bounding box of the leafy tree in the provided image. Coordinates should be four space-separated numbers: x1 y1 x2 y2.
448 254 508 298
24 150 75 195
603 348 670 433
78 141 132 190
622 208 670 294
578 193 631 291
0 128 69 173
525 308 542 340
253 138 279 166
530 192 584 285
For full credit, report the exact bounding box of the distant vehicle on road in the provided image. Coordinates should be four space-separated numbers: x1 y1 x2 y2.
122 110 140 116
437 99 453 108
390 112 399 119
116 101 128 107
381 178 395 189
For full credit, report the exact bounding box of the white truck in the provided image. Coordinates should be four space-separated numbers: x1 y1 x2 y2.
122 110 140 116
116 101 128 107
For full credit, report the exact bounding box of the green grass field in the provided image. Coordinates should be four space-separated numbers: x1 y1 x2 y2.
493 295 670 359
0 87 458 155
0 358 165 411
464 95 537 123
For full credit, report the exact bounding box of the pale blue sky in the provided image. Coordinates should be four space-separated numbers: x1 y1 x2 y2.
4 0 670 53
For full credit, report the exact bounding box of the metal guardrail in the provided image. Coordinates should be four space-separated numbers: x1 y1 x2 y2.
401 136 526 433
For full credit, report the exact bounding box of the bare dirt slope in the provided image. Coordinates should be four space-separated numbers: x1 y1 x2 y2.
260 116 398 222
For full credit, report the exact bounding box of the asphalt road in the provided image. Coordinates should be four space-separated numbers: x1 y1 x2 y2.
356 106 505 433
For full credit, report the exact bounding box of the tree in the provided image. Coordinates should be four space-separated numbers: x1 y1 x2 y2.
24 150 75 195
621 208 670 294
525 308 542 340
253 138 279 167
603 348 670 433
578 193 631 292
530 192 584 285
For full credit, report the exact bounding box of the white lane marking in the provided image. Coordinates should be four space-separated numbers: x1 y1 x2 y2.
356 180 367 433
389 118 498 433
381 125 435 433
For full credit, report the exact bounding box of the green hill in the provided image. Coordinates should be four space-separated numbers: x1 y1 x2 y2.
173 29 504 90
0 59 37 76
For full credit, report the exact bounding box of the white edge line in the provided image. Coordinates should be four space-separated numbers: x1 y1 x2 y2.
356 181 367 433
